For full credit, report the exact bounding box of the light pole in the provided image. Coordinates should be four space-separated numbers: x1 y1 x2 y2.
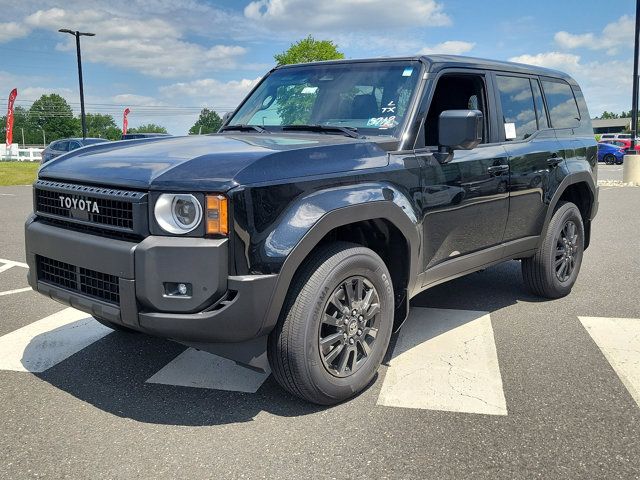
58 29 95 139
624 0 640 185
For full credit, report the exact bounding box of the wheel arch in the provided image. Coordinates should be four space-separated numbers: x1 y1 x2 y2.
542 172 597 250
258 186 421 337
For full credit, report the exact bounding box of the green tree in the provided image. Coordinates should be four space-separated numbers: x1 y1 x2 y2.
85 113 121 140
1 106 46 146
274 35 344 65
189 108 223 134
598 111 619 120
127 123 168 134
28 94 79 142
272 36 344 126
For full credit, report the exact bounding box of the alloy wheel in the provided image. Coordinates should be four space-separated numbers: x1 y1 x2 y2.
319 276 381 378
555 220 579 282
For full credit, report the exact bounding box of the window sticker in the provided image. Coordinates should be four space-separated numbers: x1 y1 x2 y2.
367 116 397 129
504 122 517 140
402 67 413 77
301 86 318 94
382 101 396 114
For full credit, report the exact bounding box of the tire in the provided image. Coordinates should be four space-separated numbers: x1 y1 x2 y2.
268 242 394 405
522 201 584 299
604 154 615 165
93 316 139 333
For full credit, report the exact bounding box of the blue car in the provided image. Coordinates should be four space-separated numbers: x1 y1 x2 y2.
597 141 624 165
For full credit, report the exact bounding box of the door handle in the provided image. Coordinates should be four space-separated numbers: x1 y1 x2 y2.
487 164 509 175
547 155 563 167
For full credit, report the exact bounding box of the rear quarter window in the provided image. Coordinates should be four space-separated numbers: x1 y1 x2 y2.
541 79 580 128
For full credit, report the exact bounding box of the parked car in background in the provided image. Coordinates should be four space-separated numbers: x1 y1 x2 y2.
600 138 640 153
41 138 109 164
600 133 632 141
597 141 625 164
121 133 171 140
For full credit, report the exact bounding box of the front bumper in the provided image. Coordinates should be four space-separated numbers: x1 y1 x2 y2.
25 216 277 344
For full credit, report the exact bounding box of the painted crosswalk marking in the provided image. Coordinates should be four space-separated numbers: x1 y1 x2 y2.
377 307 507 415
0 308 112 372
146 348 271 393
580 316 640 407
0 287 33 296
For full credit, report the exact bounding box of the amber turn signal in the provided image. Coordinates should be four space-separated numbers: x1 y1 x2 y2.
205 195 228 235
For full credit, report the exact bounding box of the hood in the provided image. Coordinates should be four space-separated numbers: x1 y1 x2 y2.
38 134 389 191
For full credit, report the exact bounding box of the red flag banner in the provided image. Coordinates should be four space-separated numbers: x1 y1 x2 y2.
122 107 130 135
6 88 17 148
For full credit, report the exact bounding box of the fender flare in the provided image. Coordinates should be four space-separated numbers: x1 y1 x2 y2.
539 170 597 247
257 194 420 337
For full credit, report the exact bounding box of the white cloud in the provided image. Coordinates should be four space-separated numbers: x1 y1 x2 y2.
509 52 632 118
244 0 451 32
554 15 634 55
159 77 261 112
110 94 166 107
0 22 29 43
419 40 475 55
509 52 582 71
23 8 247 77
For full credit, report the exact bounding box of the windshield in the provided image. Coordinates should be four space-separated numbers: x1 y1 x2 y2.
229 61 422 138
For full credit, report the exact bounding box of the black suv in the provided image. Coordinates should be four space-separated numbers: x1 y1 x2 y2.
25 56 598 404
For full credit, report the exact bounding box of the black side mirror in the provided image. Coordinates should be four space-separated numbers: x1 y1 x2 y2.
221 112 232 124
438 109 483 152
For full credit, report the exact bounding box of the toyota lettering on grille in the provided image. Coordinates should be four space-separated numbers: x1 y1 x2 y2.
58 195 100 214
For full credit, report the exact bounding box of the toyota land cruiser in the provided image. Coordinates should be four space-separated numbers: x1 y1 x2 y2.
25 56 598 404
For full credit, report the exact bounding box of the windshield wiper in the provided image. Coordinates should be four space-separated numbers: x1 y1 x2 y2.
281 124 361 139
219 124 269 134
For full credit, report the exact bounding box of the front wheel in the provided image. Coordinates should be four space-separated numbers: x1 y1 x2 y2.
268 242 394 405
522 201 584 298
604 154 615 165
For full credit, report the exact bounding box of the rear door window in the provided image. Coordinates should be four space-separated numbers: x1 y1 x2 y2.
496 75 537 141
541 80 580 128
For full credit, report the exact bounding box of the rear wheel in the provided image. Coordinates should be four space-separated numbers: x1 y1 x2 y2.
604 154 615 165
268 242 394 405
93 316 139 333
522 201 584 299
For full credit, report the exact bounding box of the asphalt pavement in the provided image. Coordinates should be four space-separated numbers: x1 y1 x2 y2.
0 173 639 479
599 163 624 182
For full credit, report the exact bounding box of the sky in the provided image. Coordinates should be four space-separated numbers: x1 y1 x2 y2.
0 0 636 134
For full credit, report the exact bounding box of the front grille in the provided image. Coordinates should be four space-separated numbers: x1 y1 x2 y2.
34 180 147 236
37 255 120 305
38 217 142 242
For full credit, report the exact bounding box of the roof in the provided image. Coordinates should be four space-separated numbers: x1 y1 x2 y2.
275 55 576 84
591 118 631 128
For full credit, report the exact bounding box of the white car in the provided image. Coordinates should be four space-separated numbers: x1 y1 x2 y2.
600 133 632 141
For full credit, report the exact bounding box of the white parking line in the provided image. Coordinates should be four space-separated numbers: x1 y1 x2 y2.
0 258 28 273
0 308 111 372
580 316 640 407
0 287 32 296
146 348 271 393
377 308 507 415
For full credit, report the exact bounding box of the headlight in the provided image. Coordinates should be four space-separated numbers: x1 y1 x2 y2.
154 194 203 234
